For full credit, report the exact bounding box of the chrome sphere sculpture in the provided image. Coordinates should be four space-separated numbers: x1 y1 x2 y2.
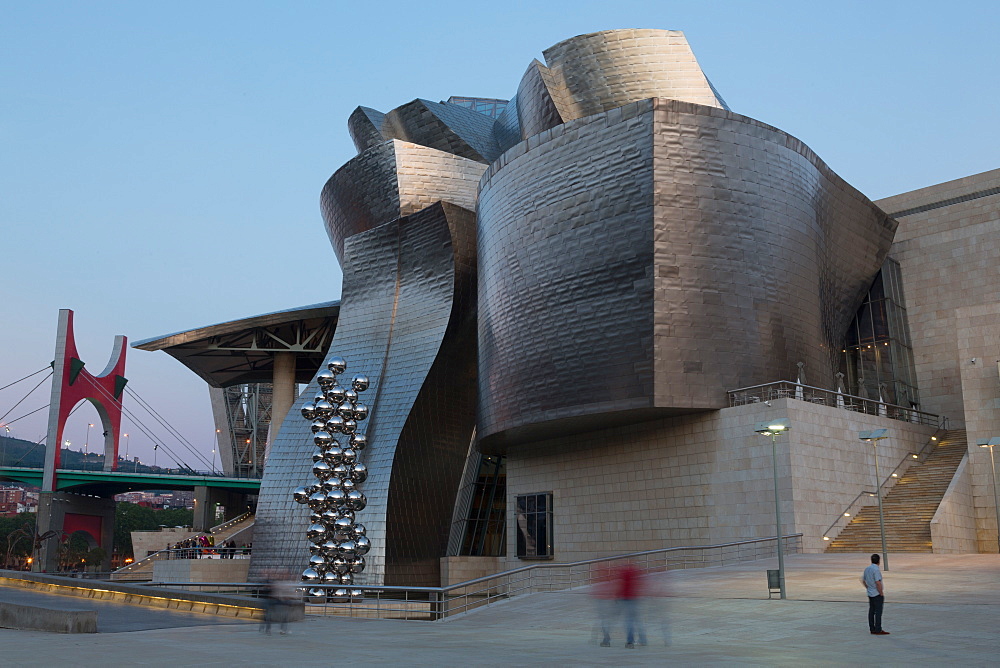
293 354 371 599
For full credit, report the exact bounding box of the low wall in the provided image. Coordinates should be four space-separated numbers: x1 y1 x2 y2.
440 556 504 587
0 570 263 620
0 600 97 633
931 455 980 553
153 558 250 583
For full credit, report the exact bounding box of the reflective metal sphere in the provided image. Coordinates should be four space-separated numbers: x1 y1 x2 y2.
346 489 366 511
331 556 349 574
355 536 371 555
308 554 326 569
309 512 322 523
333 587 349 600
326 385 347 404
314 400 335 419
338 540 358 557
349 434 367 451
307 587 325 598
351 375 370 392
308 543 323 555
311 453 324 464
326 488 346 505
306 523 327 541
310 419 328 434
293 486 310 504
349 588 363 600
313 431 334 447
326 415 345 433
300 403 317 420
344 389 359 404
301 567 320 582
338 509 356 522
312 461 332 479
341 448 358 465
333 516 353 533
325 446 344 463
316 370 336 389
321 509 339 523
314 393 326 404
327 356 347 374
349 556 366 573
339 573 354 585
321 571 339 583
353 522 367 537
321 539 338 556
337 402 354 419
340 478 356 493
342 419 358 435
353 403 369 421
350 463 368 483
307 491 327 509
332 463 350 478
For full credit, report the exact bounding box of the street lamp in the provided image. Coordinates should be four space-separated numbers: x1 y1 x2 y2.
860 429 890 571
153 444 159 468
754 418 791 600
976 437 1000 553
85 423 93 458
123 433 132 472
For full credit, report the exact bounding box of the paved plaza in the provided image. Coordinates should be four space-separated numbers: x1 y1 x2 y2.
1 553 997 666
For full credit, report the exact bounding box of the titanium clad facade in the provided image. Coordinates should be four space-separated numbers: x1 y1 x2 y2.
251 203 477 584
319 140 484 262
477 98 896 449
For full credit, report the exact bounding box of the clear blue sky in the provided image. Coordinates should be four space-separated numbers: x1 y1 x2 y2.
1 1 996 468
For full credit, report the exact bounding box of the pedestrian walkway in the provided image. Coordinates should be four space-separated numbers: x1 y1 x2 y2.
1 553 996 665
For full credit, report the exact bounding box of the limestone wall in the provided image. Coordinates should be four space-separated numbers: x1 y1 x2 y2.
930 456 979 553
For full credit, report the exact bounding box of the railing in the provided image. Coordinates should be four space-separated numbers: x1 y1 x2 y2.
210 511 253 535
821 430 945 542
728 381 942 427
143 534 802 621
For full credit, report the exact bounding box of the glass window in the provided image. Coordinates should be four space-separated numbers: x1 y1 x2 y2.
515 492 553 559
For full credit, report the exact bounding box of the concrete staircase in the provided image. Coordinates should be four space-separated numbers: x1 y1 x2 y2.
826 431 967 553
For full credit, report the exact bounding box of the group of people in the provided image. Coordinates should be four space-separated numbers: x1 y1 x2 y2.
169 535 251 559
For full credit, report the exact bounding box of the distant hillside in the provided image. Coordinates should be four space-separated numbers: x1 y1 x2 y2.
0 436 176 475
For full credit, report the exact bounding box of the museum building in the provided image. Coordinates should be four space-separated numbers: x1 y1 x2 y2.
139 29 1000 587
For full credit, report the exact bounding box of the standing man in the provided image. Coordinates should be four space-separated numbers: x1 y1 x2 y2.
862 553 890 635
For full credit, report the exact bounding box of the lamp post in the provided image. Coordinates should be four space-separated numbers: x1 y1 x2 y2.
754 418 791 600
860 429 890 571
85 423 93 458
123 433 131 471
153 444 159 469
976 437 1000 553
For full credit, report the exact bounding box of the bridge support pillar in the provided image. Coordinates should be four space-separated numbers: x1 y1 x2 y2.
193 487 254 533
36 492 115 573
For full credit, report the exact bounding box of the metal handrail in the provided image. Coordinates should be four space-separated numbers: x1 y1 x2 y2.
822 430 946 542
210 511 254 535
727 381 942 427
111 547 253 579
144 534 803 620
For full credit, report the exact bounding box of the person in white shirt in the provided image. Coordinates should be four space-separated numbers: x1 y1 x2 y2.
861 553 889 635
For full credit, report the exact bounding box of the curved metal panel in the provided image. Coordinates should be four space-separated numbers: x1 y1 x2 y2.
320 140 484 261
347 106 388 154
477 98 896 450
514 60 567 141
538 29 727 123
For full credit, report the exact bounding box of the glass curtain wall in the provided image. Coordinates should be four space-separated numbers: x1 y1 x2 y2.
840 258 919 409
458 454 507 556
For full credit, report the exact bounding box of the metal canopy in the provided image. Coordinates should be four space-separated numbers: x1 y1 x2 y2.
133 301 339 388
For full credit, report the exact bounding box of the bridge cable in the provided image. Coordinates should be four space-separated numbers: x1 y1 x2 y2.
10 401 84 466
125 387 214 469
0 366 51 393
77 374 205 471
122 387 212 471
0 372 53 424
